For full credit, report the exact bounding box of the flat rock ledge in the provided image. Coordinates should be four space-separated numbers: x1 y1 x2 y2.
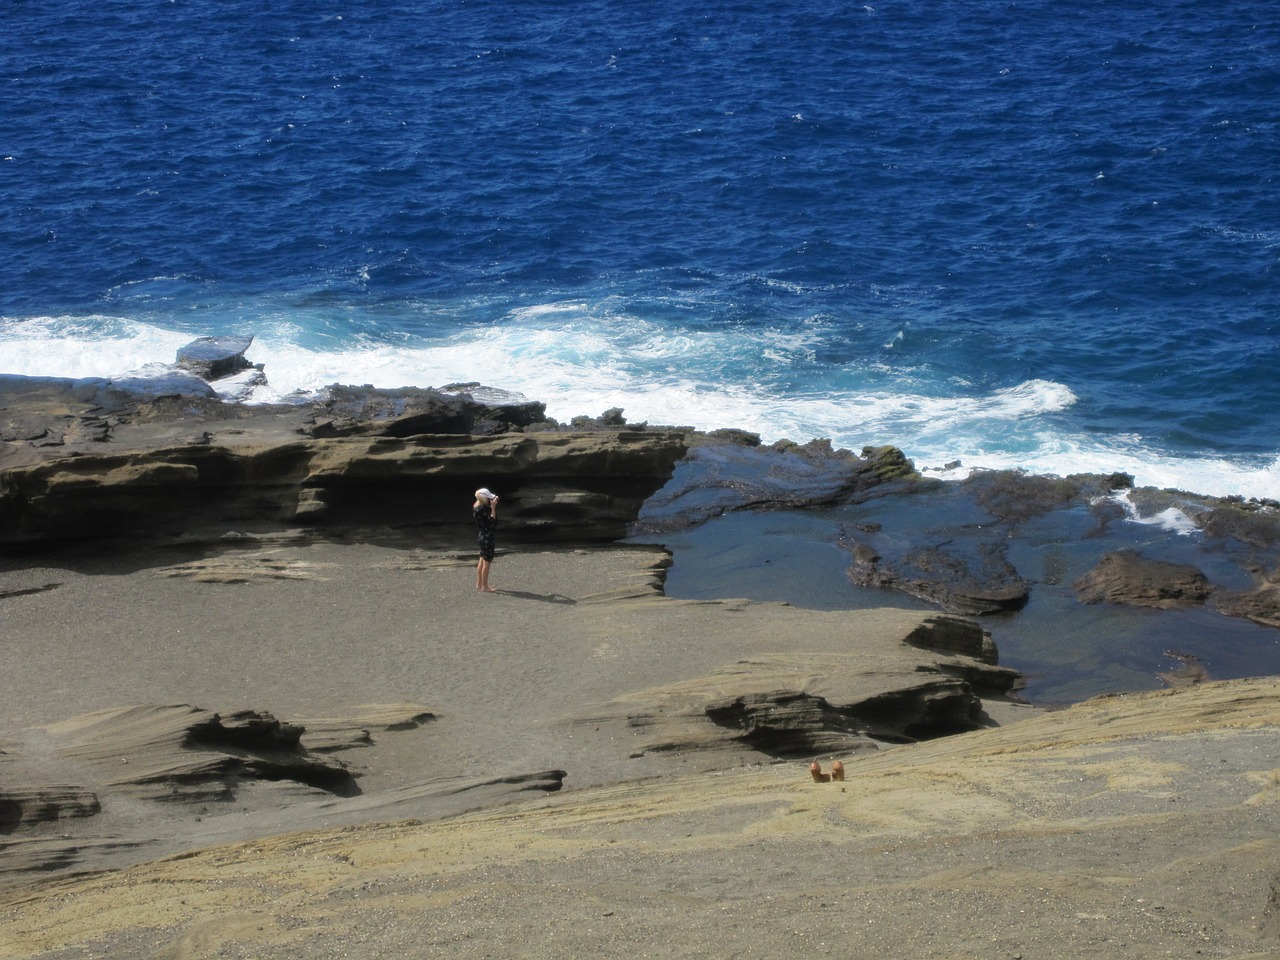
0 375 698 548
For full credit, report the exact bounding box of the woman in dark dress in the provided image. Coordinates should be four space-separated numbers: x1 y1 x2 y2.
473 487 498 591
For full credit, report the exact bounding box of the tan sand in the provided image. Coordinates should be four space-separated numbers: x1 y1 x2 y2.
3 679 1278 959
0 539 957 788
2 540 1278 958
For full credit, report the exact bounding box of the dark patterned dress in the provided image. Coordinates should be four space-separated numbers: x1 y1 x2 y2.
474 502 496 561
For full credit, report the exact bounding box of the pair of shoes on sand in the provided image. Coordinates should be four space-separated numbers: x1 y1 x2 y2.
809 760 844 783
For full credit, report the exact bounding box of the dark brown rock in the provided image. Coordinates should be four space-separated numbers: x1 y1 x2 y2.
847 539 1030 616
1197 503 1280 549
966 471 1086 524
1213 568 1280 628
902 614 999 664
705 676 984 751
1074 549 1212 609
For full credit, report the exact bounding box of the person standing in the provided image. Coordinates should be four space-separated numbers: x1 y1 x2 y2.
473 487 498 592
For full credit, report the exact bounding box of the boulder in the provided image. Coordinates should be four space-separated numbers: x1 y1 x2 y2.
1074 549 1212 609
175 335 255 381
846 539 1031 616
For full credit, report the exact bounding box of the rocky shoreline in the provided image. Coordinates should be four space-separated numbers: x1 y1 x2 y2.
6 345 1280 637
3 340 1280 957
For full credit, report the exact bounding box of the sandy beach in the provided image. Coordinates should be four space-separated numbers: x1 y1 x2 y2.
3 535 1280 959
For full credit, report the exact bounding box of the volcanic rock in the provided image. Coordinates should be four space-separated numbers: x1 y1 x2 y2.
175 335 256 381
579 622 1020 762
846 538 1031 616
1074 549 1213 609
1214 567 1280 628
0 430 691 549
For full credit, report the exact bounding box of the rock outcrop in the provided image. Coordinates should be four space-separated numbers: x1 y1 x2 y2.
175 335 257 382
0 430 691 548
635 439 923 534
1215 569 1280 628
37 704 361 803
0 370 698 551
1074 549 1213 609
577 614 1020 761
825 466 1280 643
846 538 1031 615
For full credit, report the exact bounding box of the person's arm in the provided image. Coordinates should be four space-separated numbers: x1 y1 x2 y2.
490 495 498 518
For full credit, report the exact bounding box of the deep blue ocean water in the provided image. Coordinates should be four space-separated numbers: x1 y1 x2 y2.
4 0 1279 497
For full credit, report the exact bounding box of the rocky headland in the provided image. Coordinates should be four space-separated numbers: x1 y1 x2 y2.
2 337 1279 958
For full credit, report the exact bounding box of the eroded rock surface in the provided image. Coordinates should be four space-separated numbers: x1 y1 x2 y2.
40 704 359 802
0 701 565 881
847 539 1031 615
1074 549 1213 609
577 614 1020 761
0 426 691 548
175 335 256 381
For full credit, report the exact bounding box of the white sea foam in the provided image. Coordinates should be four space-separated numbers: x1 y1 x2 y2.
0 315 193 379
1097 492 1201 536
3 311 1278 502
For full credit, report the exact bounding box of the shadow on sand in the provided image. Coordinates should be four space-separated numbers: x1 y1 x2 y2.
494 588 577 605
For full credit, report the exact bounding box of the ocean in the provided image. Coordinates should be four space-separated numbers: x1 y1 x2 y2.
3 0 1278 500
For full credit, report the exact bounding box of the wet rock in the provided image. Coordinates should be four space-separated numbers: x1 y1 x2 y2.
1157 651 1209 688
847 539 1031 616
108 371 221 400
1074 550 1212 609
176 335 256 381
966 470 1086 524
1213 568 1280 627
1196 503 1280 549
635 440 922 534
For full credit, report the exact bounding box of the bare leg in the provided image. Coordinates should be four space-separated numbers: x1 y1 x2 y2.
809 761 830 783
476 558 495 592
830 760 845 782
